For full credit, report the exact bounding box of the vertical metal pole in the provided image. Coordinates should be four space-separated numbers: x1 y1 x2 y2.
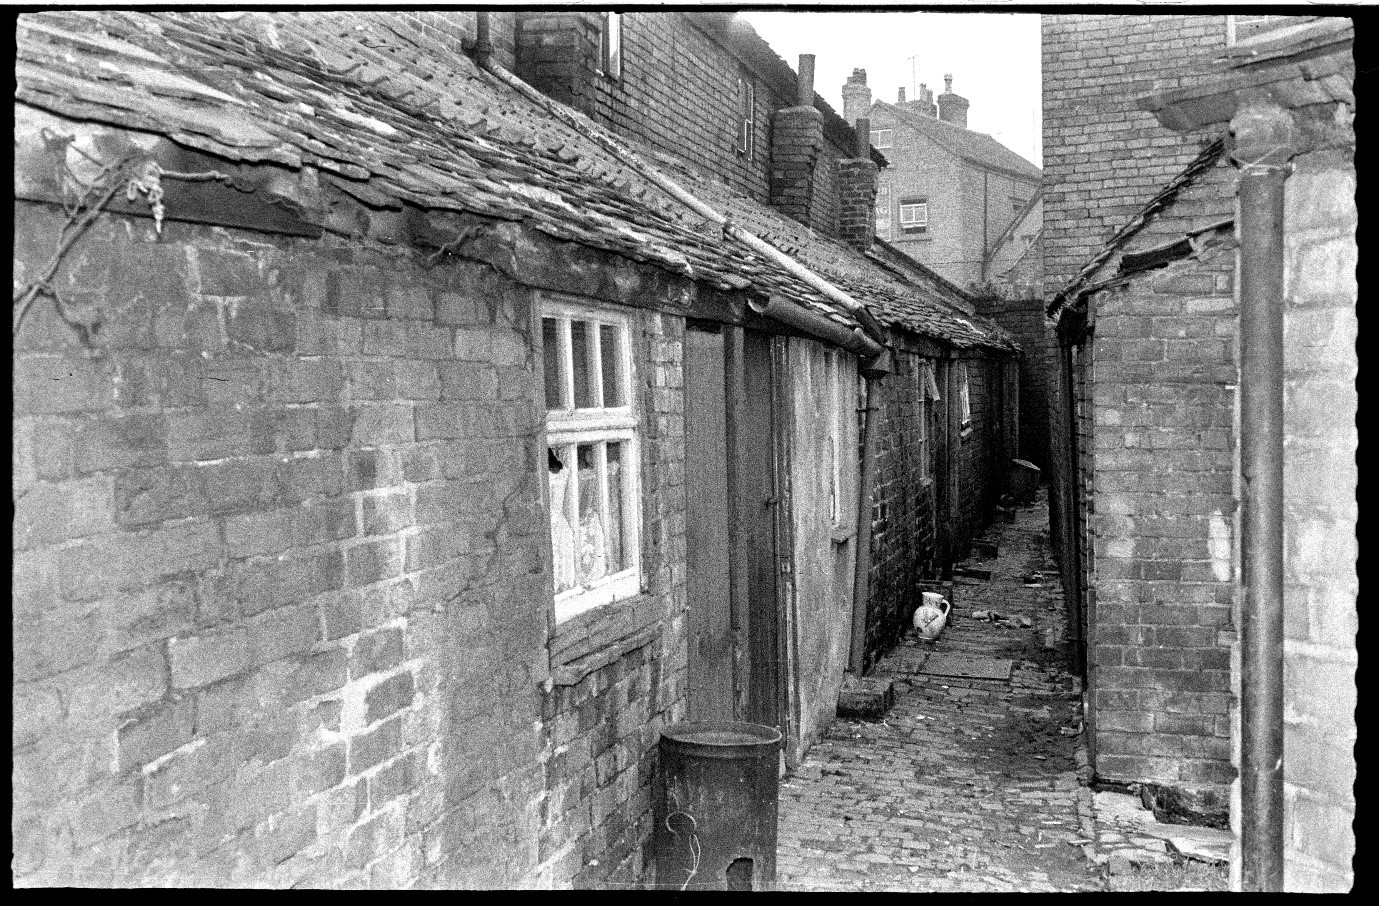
847 373 881 675
1237 162 1287 892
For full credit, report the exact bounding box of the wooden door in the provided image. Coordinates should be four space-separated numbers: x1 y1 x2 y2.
684 325 734 721
736 330 780 729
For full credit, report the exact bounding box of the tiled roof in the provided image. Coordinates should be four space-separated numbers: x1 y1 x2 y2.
878 100 1042 181
14 10 1011 351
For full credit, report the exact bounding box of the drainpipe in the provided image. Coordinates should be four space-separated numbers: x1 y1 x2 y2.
749 295 883 360
1232 98 1293 893
847 354 890 675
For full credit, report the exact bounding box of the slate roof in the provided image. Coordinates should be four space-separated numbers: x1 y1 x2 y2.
877 100 1042 181
14 10 1011 351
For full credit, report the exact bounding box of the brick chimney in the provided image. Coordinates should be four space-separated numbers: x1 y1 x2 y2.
937 73 969 128
841 67 872 127
917 83 938 117
837 115 879 251
771 53 825 229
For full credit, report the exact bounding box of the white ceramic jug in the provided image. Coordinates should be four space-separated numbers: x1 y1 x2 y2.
913 591 950 641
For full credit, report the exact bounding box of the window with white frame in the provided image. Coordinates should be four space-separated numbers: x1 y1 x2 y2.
900 199 928 234
541 304 640 621
958 361 972 428
737 73 756 160
870 128 893 149
1226 14 1317 46
875 185 891 239
599 12 622 80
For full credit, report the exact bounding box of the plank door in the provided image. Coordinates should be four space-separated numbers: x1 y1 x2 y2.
684 324 734 722
737 330 781 729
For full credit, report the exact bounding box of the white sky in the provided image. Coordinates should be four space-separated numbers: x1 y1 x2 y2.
739 11 1043 168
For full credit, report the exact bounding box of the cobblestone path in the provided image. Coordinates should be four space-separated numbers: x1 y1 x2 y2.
776 494 1107 892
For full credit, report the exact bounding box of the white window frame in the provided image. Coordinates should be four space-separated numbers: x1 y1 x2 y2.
875 185 891 239
737 74 756 160
870 128 893 149
542 301 641 622
900 199 928 233
599 12 622 80
958 361 972 429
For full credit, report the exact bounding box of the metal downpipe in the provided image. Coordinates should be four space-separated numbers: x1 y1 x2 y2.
847 371 882 675
1237 150 1288 891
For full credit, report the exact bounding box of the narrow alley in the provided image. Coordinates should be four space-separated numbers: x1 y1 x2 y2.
775 492 1225 892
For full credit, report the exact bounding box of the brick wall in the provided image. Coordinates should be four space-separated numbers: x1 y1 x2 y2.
872 108 966 284
1080 164 1239 802
1042 14 1227 297
864 349 939 666
1279 146 1356 891
11 198 553 886
532 309 688 890
516 12 779 206
973 293 1053 471
11 121 697 889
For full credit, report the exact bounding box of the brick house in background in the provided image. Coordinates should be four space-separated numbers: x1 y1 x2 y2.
12 9 1019 889
841 70 1042 290
1043 13 1355 891
839 68 1052 473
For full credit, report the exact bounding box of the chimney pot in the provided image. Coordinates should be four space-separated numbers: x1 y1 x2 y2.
944 73 953 93
898 87 906 103
797 54 816 107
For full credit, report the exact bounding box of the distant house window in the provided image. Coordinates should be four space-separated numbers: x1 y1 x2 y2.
900 199 928 234
542 303 640 621
958 362 972 428
737 74 756 160
875 185 891 239
870 128 893 149
599 12 622 79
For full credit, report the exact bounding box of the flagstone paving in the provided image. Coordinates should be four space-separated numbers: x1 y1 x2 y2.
774 492 1224 892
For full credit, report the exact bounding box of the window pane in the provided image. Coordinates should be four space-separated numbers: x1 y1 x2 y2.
571 321 594 409
542 318 564 410
600 324 624 407
549 444 577 593
576 443 608 584
605 441 626 574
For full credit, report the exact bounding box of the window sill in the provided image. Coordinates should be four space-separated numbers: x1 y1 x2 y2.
549 593 662 686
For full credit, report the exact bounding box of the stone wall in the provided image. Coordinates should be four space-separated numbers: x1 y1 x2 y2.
11 197 550 886
11 116 696 888
1278 146 1356 891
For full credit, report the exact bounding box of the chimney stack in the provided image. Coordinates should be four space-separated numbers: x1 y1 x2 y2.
898 86 906 103
838 115 879 251
841 67 872 127
797 53 816 107
772 52 826 229
938 73 969 128
918 83 937 117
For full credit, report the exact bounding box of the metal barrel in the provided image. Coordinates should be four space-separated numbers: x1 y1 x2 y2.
653 720 782 891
